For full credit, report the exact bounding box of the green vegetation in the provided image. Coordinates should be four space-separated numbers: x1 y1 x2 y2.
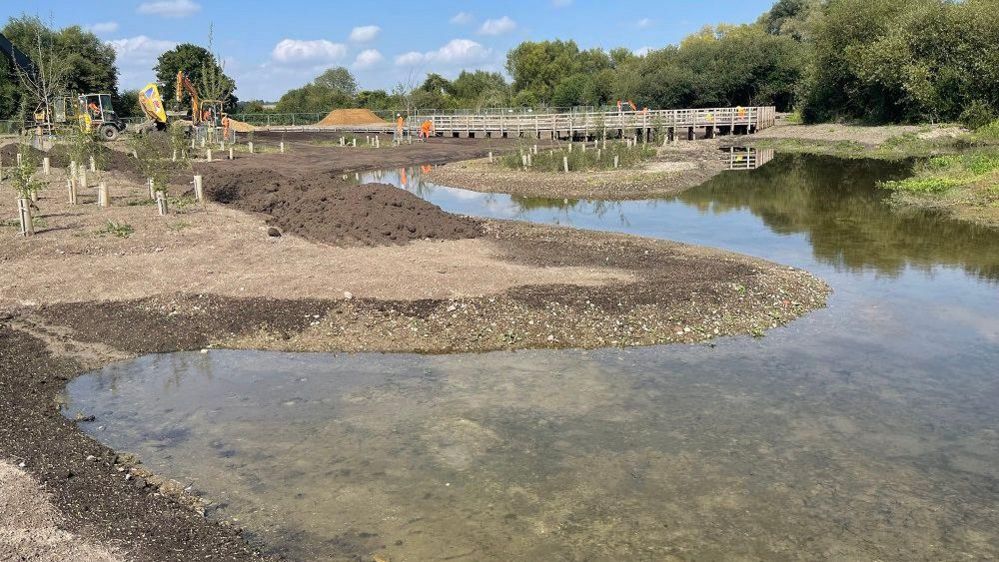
127 130 176 192
800 0 998 124
872 143 999 227
4 144 42 199
155 43 237 111
64 124 103 171
0 15 118 121
98 220 134 238
881 151 999 194
498 142 656 173
5 1 997 131
274 67 358 113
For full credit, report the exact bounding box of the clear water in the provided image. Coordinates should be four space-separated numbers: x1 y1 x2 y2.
66 154 999 560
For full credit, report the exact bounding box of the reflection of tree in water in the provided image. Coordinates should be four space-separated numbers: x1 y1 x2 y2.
510 196 631 226
679 154 999 281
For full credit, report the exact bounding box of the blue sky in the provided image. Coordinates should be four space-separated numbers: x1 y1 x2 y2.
5 0 775 101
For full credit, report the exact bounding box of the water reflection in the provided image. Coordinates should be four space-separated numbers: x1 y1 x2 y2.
361 154 999 281
725 146 775 170
65 152 999 560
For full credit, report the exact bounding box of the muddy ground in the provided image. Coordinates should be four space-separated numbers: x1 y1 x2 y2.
425 139 729 200
0 137 828 561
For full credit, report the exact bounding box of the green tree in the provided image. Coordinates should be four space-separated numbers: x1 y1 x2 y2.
448 70 509 108
117 89 140 119
415 73 452 108
274 68 360 113
506 40 583 104
155 43 237 111
626 24 804 111
1 16 118 119
0 51 20 119
356 90 392 110
239 100 266 113
799 0 999 123
551 74 589 108
759 0 821 41
313 66 357 96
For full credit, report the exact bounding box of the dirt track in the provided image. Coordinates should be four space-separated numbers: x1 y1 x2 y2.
0 137 829 561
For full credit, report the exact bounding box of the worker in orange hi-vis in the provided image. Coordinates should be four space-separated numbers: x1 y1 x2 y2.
396 114 404 136
420 120 433 140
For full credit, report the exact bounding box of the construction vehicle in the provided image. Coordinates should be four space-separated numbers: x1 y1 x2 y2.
136 82 169 133
77 93 126 140
1 31 126 140
176 70 201 125
134 71 200 135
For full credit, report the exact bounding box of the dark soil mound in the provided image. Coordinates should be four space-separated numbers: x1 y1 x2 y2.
0 144 47 165
204 169 482 246
46 145 141 178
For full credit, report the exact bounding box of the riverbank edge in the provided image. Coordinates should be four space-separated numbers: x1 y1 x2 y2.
730 123 999 229
424 141 728 200
1 140 829 561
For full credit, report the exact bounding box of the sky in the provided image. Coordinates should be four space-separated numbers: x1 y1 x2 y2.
4 0 775 102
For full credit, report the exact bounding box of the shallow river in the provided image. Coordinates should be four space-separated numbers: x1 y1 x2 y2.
65 153 999 560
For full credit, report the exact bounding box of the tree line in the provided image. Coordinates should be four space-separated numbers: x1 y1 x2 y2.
3 0 998 125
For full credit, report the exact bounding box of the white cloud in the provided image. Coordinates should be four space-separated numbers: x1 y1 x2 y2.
271 39 347 64
450 11 473 25
89 21 119 34
353 49 384 69
633 46 653 56
349 25 380 43
107 35 177 62
106 35 177 89
478 16 517 36
395 51 425 66
394 38 491 67
136 0 201 18
637 18 653 29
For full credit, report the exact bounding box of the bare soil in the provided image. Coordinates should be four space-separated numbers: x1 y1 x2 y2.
0 138 829 561
1 460 120 562
425 140 728 200
749 122 966 147
205 169 482 246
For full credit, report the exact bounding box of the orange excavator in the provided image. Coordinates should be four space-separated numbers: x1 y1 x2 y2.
175 70 201 125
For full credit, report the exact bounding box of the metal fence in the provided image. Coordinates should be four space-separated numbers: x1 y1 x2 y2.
0 121 21 135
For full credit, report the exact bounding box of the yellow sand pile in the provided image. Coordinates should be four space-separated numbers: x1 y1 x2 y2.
228 118 256 132
318 108 387 126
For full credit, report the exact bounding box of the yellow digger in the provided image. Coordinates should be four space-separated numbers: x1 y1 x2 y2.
136 70 199 133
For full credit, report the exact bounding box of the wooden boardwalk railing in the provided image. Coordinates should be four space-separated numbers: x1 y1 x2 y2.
262 106 777 141
419 106 775 140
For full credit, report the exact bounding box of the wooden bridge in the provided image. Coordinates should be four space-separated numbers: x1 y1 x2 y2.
261 106 777 141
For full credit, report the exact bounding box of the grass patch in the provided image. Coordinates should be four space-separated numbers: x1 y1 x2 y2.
880 177 966 193
96 220 134 238
497 141 656 172
749 138 870 158
879 147 999 228
1 216 47 229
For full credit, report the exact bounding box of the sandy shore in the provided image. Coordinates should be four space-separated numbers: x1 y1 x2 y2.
0 138 828 561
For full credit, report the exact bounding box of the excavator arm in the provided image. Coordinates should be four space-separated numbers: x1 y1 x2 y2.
176 70 201 125
0 32 36 78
